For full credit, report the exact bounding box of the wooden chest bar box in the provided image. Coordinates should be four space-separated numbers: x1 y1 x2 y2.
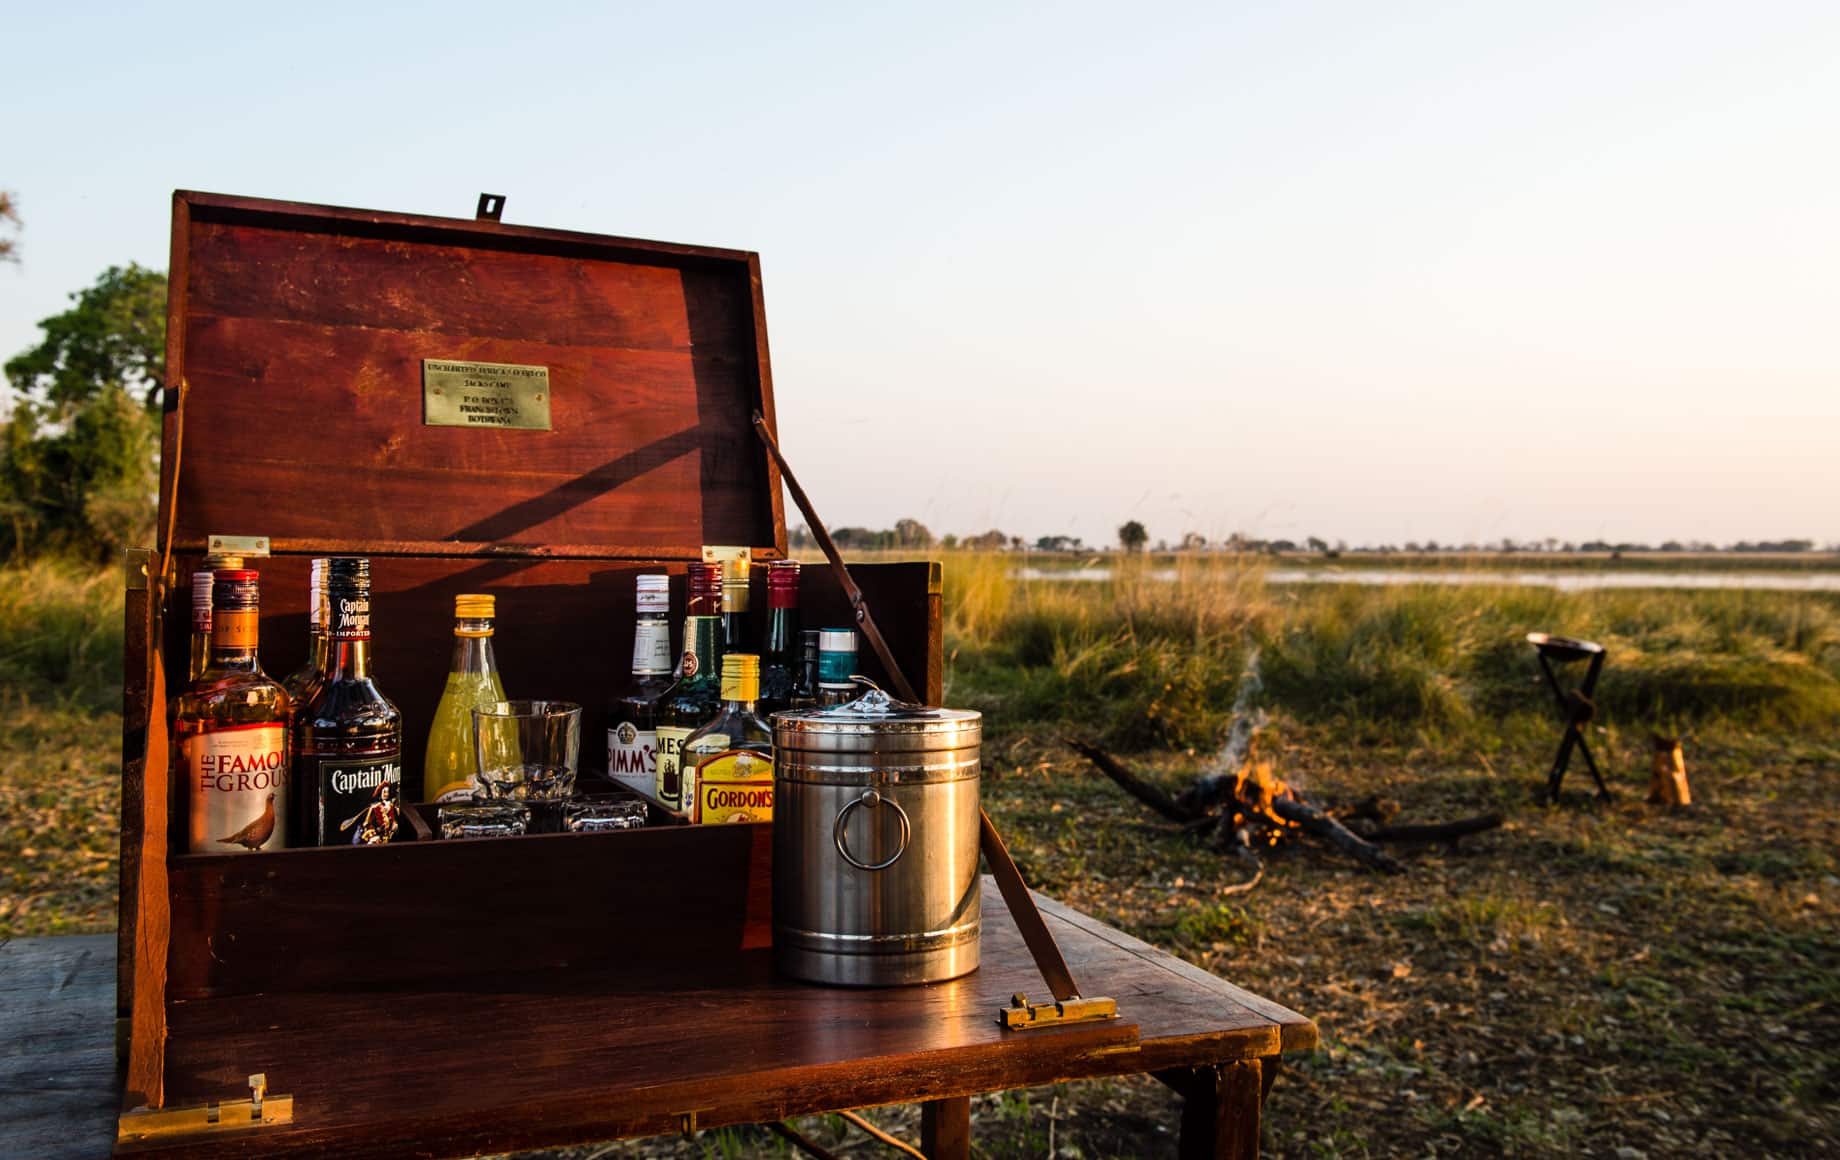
118 192 945 1140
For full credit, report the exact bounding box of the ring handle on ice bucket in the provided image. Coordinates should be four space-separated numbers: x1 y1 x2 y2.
833 789 911 872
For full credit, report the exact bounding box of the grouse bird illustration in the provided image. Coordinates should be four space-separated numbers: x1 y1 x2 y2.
218 793 277 851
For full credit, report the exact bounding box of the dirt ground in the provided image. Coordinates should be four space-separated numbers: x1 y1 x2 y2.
552 724 1837 1159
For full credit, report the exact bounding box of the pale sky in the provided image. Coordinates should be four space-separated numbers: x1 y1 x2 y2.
4 1 1836 548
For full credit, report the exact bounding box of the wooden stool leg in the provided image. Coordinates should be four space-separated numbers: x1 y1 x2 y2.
921 1095 971 1160
1178 1058 1263 1160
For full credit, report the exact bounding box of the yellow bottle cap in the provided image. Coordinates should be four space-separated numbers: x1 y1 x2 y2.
722 653 760 702
454 593 496 619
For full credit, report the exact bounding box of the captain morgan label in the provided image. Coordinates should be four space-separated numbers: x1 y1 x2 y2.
310 753 403 845
692 749 773 824
183 722 287 854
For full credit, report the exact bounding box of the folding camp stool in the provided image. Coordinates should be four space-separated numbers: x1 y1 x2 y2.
1526 633 1612 802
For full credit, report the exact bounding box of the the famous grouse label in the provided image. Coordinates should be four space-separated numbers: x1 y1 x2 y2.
182 723 288 854
607 721 656 797
311 753 403 845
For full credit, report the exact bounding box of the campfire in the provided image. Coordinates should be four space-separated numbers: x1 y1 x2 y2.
1070 652 1501 888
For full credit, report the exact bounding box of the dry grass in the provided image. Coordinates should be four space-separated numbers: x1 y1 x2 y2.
5 559 1838 1156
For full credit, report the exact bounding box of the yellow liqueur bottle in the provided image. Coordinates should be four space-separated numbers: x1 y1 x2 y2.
682 653 774 824
423 593 507 803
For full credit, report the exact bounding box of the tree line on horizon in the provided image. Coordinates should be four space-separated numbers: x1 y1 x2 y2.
793 523 1836 555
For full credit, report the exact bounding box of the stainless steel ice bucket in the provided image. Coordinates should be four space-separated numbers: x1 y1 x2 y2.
772 689 982 986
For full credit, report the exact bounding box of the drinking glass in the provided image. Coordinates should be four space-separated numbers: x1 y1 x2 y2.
438 802 530 839
472 701 581 830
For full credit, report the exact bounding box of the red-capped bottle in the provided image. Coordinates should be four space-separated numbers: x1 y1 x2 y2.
757 561 802 717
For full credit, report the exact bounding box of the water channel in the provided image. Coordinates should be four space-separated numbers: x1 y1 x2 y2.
1013 568 1840 592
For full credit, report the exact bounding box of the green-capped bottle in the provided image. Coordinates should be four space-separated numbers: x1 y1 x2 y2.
654 562 722 812
816 627 861 707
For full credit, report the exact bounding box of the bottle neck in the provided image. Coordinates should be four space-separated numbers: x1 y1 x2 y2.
450 623 497 675
327 639 373 679
208 607 260 673
631 609 672 677
326 585 374 679
765 607 800 659
680 616 721 689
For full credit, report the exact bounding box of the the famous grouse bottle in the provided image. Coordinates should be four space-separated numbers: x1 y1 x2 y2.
174 569 290 854
291 557 405 846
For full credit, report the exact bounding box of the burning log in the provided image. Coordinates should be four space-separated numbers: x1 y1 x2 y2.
1349 815 1504 846
1069 652 1499 879
1072 738 1501 879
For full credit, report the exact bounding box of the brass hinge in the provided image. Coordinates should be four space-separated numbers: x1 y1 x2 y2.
206 534 270 558
124 548 152 591
999 992 1119 1030
117 1073 294 1143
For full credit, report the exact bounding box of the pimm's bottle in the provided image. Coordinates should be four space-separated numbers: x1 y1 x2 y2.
608 573 673 796
653 562 722 812
175 569 290 854
422 593 507 803
291 557 405 846
757 562 801 717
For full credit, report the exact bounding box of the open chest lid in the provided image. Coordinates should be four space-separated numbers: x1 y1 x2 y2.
158 191 785 563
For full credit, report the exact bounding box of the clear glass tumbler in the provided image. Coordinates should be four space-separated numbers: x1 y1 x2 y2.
472 700 581 831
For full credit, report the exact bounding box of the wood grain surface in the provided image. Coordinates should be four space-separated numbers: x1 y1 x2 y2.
0 936 119 1159
124 881 1309 1157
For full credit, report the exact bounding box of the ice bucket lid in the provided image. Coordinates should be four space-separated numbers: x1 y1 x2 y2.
774 686 981 754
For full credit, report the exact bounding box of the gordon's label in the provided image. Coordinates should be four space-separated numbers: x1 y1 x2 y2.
182 722 287 854
632 622 672 675
654 725 693 810
607 720 656 796
692 749 773 824
212 608 257 650
302 752 402 845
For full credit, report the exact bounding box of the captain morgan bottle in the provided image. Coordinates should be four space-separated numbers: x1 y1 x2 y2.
291 557 405 846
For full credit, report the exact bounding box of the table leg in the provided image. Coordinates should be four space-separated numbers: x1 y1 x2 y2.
921 1095 971 1160
1177 1058 1263 1160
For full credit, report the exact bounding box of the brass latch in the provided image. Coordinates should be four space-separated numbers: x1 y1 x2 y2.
117 1073 294 1142
999 992 1118 1030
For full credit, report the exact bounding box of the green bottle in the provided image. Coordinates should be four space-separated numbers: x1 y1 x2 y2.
654 563 722 812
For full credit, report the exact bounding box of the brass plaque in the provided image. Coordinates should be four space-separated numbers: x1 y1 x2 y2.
422 360 552 430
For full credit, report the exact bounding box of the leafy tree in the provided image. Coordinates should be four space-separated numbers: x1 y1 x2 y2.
1117 520 1147 553
893 518 934 549
964 529 1009 551
0 191 19 263
2 264 166 560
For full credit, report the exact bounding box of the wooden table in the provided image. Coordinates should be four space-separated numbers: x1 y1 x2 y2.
2 883 1314 1159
